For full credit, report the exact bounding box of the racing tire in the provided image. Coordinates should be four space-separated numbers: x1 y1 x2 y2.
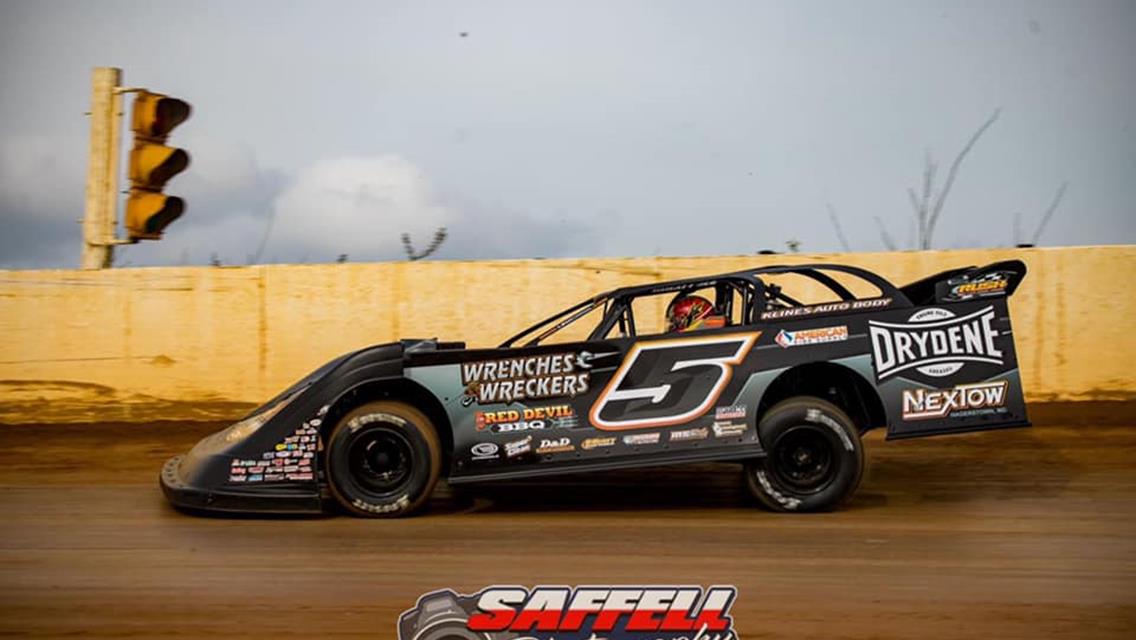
744 396 864 512
326 401 442 518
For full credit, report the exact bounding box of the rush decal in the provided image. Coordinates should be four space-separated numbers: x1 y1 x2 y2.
590 333 759 431
869 306 1003 379
941 271 1012 301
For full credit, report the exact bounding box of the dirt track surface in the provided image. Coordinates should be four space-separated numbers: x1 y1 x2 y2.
1 416 1134 638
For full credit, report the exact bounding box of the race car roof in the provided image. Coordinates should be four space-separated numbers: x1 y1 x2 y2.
602 262 907 304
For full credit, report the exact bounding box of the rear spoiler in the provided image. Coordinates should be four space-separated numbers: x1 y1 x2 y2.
899 259 1027 305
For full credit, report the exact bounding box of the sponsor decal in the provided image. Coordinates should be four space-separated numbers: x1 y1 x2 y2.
470 442 499 460
761 297 891 321
670 427 709 442
397 585 741 640
869 306 1003 380
622 432 661 446
228 419 318 484
591 333 759 431
714 405 746 420
536 437 575 454
475 405 576 433
504 435 533 458
461 353 592 405
775 325 848 348
902 380 1009 420
942 271 1011 301
551 414 581 429
712 422 747 437
581 436 617 450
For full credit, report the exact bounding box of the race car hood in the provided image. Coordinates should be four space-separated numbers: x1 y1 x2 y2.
167 339 439 508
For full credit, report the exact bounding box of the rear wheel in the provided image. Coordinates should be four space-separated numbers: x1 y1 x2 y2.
744 396 864 512
326 401 441 517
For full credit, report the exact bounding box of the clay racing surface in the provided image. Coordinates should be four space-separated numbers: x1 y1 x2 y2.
1 405 1133 638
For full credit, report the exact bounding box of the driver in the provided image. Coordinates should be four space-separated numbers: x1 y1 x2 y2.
666 295 725 332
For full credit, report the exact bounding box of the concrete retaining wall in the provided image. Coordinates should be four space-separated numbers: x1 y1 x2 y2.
1 245 1130 423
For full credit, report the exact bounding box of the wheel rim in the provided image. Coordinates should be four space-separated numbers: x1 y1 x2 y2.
770 425 836 494
347 427 414 496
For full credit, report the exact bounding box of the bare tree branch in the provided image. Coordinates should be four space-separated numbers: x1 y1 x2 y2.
825 203 852 252
906 187 922 220
250 207 276 265
402 227 449 261
924 108 1001 248
873 216 898 251
1031 181 1068 245
917 157 936 247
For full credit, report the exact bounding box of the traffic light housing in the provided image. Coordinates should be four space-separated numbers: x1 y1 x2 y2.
125 91 190 241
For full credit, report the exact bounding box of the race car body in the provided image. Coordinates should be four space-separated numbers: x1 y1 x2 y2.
161 260 1030 515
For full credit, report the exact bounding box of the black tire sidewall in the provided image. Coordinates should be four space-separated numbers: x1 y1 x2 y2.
748 397 863 512
327 403 439 517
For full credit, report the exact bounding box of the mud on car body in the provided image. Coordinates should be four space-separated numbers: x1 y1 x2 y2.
161 260 1030 516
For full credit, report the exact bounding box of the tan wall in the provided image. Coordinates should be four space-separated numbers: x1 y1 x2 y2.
0 245 1131 424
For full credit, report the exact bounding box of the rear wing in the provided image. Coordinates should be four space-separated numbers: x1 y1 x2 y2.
899 259 1027 306
881 258 1030 440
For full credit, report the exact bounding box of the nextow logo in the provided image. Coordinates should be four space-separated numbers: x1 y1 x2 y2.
869 306 1003 380
902 380 1009 420
397 585 741 640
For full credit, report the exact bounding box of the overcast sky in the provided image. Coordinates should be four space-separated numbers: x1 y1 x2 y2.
1 0 1133 268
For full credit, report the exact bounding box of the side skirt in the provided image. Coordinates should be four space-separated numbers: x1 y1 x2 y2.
448 445 766 485
885 419 1032 440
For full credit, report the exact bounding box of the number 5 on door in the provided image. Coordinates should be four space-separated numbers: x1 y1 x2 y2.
589 332 760 431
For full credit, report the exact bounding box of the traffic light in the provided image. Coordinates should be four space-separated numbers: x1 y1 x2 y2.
125 91 191 241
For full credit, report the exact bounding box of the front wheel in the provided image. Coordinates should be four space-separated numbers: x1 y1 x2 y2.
744 396 864 512
326 401 442 517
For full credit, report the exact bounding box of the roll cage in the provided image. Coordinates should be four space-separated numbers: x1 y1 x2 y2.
499 264 912 348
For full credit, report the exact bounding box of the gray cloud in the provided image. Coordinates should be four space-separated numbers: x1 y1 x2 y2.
0 134 87 267
117 152 599 266
2 0 1134 269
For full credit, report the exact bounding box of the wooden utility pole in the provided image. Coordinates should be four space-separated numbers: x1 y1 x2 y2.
81 67 123 269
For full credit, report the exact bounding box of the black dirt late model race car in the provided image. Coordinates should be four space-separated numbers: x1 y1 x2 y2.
161 260 1030 516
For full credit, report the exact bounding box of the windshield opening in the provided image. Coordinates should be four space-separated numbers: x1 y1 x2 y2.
499 297 614 348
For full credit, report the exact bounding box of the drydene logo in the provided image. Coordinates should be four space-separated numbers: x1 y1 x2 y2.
397 585 740 640
869 306 1002 380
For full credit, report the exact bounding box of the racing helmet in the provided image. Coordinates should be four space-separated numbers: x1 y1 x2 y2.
666 295 715 332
